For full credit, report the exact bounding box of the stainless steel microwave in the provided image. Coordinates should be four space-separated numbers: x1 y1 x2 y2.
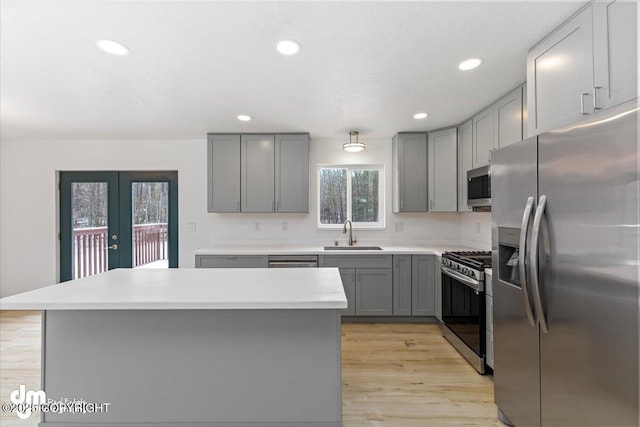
467 165 491 208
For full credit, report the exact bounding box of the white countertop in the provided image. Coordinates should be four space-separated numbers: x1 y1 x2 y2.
194 244 475 257
0 268 347 311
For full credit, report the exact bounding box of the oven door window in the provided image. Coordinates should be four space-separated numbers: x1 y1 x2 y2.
442 273 484 356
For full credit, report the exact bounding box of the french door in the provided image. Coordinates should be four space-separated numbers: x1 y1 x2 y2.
59 171 178 282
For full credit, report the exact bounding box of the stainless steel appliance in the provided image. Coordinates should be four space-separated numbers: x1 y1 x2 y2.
441 251 492 374
467 165 491 209
492 100 639 426
267 255 318 268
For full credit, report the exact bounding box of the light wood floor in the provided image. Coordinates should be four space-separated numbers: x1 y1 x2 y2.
1 311 501 426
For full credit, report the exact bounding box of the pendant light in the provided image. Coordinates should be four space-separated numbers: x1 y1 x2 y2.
343 131 366 152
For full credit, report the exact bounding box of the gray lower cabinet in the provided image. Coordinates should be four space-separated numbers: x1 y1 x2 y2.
339 269 356 316
412 255 435 316
320 255 393 317
356 268 393 316
195 255 269 268
393 255 412 316
241 134 275 212
207 134 241 212
392 132 428 212
434 255 443 321
379 254 436 317
485 269 494 368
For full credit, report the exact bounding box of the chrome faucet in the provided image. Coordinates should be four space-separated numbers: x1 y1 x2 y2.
343 220 356 246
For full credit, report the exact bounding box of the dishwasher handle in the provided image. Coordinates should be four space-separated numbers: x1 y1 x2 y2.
268 261 318 268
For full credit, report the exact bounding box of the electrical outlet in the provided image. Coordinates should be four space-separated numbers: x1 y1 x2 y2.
186 222 196 232
394 222 404 232
254 222 261 232
281 222 288 231
476 222 481 234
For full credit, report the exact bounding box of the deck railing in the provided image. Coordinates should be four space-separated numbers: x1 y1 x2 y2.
73 223 168 279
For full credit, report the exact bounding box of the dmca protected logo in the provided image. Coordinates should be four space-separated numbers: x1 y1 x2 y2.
2 385 110 420
9 385 45 419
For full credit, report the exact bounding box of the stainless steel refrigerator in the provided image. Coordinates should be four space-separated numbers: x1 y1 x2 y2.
491 99 639 426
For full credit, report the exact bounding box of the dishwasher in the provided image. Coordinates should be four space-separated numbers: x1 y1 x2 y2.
267 255 318 268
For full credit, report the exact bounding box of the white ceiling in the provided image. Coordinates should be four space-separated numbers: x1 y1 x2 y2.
1 1 583 140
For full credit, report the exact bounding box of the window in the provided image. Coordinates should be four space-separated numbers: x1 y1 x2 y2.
317 165 385 229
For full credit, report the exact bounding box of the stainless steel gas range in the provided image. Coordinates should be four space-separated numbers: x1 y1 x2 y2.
440 251 492 374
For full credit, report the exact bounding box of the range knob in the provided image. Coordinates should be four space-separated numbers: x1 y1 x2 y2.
462 268 469 275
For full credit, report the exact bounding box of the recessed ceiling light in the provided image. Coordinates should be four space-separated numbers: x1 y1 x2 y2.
458 58 483 71
237 115 251 121
413 113 428 119
96 39 130 56
276 40 301 56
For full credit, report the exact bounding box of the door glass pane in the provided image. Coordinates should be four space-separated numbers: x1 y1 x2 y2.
351 170 379 223
319 168 347 224
71 182 108 279
132 182 169 269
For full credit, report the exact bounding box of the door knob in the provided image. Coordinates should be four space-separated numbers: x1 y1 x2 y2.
107 244 118 250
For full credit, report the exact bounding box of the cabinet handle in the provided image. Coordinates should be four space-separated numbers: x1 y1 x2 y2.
226 256 237 259
593 86 602 111
271 200 274 211
276 200 280 211
357 272 361 282
429 200 434 210
580 93 590 115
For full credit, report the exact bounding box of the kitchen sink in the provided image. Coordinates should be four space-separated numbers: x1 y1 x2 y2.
323 246 383 251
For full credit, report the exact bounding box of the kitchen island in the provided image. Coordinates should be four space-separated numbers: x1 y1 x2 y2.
0 268 347 427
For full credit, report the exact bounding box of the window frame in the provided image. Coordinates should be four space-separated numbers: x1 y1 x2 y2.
316 164 385 230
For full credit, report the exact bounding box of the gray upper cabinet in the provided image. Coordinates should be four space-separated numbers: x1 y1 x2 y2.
457 120 473 212
412 255 435 316
527 6 595 135
208 133 310 214
472 106 494 168
207 134 241 213
355 268 393 316
428 127 458 212
593 0 638 110
275 134 309 213
392 133 428 212
392 255 412 316
241 135 275 213
494 86 523 150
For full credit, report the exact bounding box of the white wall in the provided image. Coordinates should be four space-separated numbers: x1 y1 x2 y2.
459 212 492 250
0 137 491 297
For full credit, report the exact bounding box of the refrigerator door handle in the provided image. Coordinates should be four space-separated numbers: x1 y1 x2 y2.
519 196 536 327
530 195 549 333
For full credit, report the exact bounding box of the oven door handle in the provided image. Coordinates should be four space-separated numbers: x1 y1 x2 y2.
441 266 483 292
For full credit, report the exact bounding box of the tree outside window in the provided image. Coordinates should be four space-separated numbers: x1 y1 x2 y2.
318 165 384 229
